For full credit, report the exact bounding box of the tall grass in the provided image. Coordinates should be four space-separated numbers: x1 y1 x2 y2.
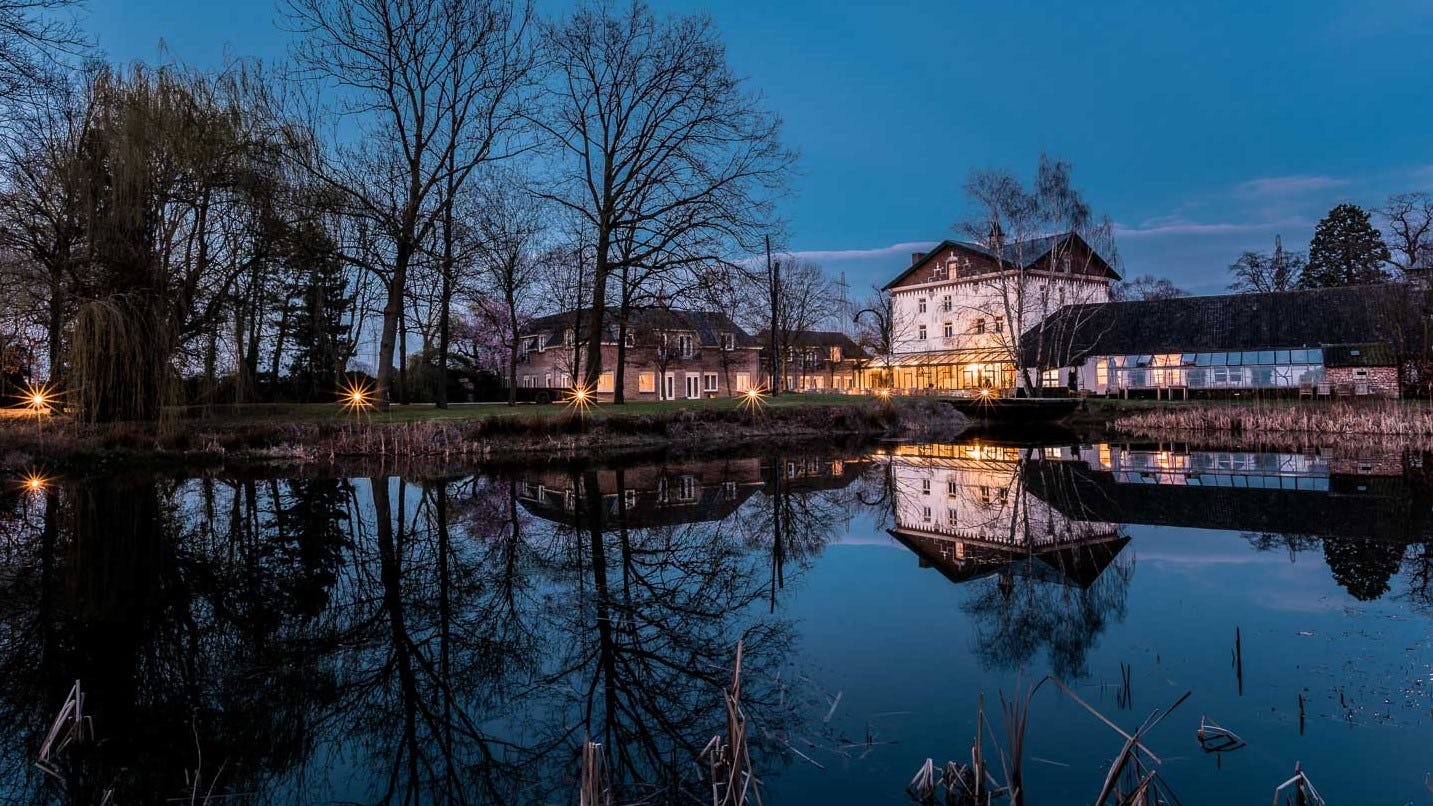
1114 401 1433 437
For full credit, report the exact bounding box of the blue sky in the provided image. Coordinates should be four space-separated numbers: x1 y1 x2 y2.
89 0 1433 296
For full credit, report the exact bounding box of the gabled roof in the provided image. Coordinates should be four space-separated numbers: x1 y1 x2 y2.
883 231 1119 290
1021 284 1428 368
762 330 870 360
523 307 759 350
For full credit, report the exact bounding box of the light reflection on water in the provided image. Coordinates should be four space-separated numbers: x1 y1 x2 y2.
0 439 1430 803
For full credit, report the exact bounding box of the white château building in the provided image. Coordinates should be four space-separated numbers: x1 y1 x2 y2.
876 231 1118 393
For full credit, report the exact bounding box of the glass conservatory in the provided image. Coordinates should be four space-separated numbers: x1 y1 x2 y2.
1094 349 1325 391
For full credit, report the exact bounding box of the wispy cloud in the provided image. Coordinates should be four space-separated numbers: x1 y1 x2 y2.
1233 175 1347 199
1115 218 1305 239
786 240 940 263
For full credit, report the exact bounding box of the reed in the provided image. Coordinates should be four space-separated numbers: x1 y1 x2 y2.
701 640 762 806
1114 401 1433 438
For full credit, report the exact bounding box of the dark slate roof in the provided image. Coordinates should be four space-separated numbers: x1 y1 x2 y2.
1021 284 1426 367
1323 342 1397 368
766 330 870 360
883 231 1120 290
523 307 759 350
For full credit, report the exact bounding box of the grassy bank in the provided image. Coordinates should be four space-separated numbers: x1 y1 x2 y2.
0 394 949 470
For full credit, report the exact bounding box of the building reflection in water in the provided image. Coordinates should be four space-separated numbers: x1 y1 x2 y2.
881 442 1133 678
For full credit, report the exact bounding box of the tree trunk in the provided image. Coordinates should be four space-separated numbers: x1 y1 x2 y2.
614 314 628 404
375 239 412 411
582 232 611 391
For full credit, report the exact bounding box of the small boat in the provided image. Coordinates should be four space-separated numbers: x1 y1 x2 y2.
940 395 1080 425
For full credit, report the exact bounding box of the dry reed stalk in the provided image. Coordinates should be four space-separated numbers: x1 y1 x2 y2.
578 738 610 806
1114 401 1433 438
702 640 762 806
1272 762 1325 805
36 680 93 780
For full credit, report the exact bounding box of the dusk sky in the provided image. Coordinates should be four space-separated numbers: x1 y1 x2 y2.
90 0 1433 296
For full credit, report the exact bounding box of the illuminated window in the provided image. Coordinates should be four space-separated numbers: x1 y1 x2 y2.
735 373 751 391
597 372 614 393
638 373 655 393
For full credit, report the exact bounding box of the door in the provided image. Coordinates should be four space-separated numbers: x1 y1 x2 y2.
685 374 701 399
663 373 675 400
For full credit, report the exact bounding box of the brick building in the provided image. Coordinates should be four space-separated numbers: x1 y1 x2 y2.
762 330 869 393
517 307 762 401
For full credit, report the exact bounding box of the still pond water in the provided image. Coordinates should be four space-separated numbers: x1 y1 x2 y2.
1 439 1431 803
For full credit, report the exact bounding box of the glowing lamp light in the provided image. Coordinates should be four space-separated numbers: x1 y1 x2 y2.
877 388 891 399
20 382 57 415
563 383 598 415
739 386 768 414
21 473 49 493
978 387 994 398
339 379 377 415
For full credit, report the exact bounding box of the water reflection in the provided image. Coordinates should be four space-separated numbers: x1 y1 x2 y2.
0 439 1429 802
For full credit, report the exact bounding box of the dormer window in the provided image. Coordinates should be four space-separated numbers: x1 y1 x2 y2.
720 332 735 351
931 264 946 280
625 332 635 347
563 328 574 346
829 345 842 362
677 333 695 358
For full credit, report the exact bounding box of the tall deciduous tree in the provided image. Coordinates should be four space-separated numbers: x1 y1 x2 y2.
282 0 535 410
1378 192 1433 277
467 172 546 405
536 0 792 396
1302 203 1390 288
1227 234 1304 293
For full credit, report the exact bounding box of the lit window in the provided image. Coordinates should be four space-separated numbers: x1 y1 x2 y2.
597 372 614 393
639 373 655 393
735 373 750 391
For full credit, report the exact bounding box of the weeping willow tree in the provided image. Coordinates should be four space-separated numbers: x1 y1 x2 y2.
65 64 285 422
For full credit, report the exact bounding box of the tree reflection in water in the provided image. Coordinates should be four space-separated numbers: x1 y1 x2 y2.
0 454 857 803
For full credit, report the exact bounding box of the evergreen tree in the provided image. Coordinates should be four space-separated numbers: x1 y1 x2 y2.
285 222 354 401
1301 203 1391 287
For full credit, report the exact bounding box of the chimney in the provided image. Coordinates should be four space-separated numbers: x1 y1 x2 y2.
910 252 925 267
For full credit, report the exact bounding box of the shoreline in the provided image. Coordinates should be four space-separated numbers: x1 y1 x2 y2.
0 398 964 474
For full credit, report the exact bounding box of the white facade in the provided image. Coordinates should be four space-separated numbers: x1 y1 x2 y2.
883 245 1111 392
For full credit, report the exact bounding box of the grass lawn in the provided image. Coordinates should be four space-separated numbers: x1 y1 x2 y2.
177 392 876 426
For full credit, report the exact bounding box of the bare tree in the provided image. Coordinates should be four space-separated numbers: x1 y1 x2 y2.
282 0 535 409
1227 234 1304 293
958 154 1118 394
467 171 547 405
1379 192 1433 277
0 0 87 108
535 0 793 394
1111 274 1187 301
853 285 916 389
762 258 839 392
